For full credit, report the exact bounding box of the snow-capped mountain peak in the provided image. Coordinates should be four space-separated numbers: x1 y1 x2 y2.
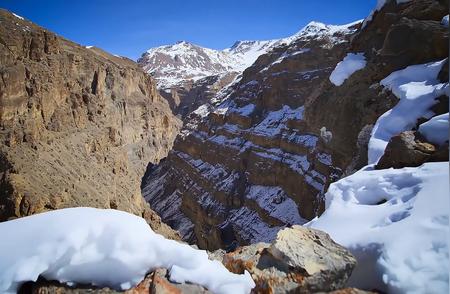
293 19 362 40
139 41 237 88
138 20 361 89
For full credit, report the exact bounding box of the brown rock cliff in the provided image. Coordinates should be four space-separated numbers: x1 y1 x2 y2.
0 10 181 238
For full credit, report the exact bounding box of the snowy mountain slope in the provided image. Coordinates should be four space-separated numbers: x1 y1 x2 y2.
138 41 235 89
138 20 361 90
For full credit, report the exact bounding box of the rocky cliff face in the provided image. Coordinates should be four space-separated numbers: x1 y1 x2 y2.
142 0 448 250
0 10 181 238
142 20 363 249
137 30 320 118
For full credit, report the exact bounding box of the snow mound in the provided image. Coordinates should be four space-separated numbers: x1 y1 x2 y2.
418 112 449 145
0 208 255 294
307 162 449 294
329 53 366 86
368 58 448 164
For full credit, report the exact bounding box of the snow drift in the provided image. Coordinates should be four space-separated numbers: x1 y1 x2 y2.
307 162 449 293
0 208 255 294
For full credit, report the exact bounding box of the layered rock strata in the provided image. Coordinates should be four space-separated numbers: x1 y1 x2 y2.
143 0 449 250
143 21 361 249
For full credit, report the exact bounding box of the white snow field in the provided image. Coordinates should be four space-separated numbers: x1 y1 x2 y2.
419 112 449 145
368 58 449 164
329 53 366 86
307 162 449 294
0 208 255 294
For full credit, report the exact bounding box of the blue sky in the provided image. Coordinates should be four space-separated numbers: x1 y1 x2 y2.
2 0 375 60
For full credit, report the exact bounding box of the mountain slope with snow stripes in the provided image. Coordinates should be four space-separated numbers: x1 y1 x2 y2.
138 20 361 89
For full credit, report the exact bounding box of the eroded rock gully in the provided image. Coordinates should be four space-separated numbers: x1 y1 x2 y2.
142 0 449 250
0 9 181 238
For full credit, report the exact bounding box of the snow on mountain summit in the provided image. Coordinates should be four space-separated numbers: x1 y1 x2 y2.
138 20 361 89
138 41 235 88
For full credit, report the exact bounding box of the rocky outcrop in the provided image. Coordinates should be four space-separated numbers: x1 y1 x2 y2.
0 10 181 238
376 131 449 169
19 226 358 294
158 72 237 118
218 226 356 293
142 0 448 250
304 0 448 173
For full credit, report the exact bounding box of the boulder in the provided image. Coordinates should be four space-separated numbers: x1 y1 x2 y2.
376 131 448 169
220 226 356 293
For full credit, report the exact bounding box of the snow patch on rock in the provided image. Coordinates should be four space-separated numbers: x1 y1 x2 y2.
418 113 449 146
329 53 366 86
441 14 449 27
246 185 307 225
253 105 304 137
368 58 448 164
12 13 24 20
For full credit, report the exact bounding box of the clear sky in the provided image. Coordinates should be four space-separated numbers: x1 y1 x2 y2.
1 0 376 60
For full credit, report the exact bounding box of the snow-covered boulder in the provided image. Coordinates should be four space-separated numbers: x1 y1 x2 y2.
0 208 255 294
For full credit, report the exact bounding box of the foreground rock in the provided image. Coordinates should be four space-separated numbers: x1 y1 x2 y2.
0 10 181 238
19 226 357 294
219 226 356 293
20 270 210 294
376 131 449 169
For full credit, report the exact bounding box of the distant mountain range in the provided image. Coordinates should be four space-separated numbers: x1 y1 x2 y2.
138 20 361 90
